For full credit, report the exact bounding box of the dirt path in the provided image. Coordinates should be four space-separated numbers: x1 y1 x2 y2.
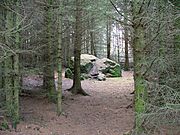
0 71 134 135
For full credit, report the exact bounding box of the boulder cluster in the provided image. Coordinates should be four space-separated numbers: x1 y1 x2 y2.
65 54 122 81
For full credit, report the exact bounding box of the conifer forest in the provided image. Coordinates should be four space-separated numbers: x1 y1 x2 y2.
0 0 179 135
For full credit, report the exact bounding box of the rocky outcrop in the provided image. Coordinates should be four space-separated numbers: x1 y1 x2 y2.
65 54 122 81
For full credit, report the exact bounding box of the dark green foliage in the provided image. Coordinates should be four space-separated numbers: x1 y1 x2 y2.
0 119 9 130
169 0 180 7
130 0 180 134
108 65 121 77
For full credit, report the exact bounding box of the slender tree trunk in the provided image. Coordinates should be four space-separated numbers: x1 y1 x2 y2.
0 6 5 89
124 29 129 70
12 0 21 128
65 21 71 67
56 0 63 116
117 43 120 63
107 19 111 59
63 0 71 67
68 0 88 96
43 0 55 101
86 18 90 54
174 3 180 51
90 18 96 56
123 0 129 71
5 8 14 121
86 17 90 54
0 64 2 89
173 1 180 91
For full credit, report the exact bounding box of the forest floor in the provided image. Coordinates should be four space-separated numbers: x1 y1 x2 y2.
0 71 135 135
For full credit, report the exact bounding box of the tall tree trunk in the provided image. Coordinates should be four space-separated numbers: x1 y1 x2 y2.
107 19 111 59
173 0 180 93
12 0 21 128
62 0 71 67
43 0 55 101
4 0 21 128
68 0 88 96
124 28 129 70
0 64 3 89
5 8 14 123
117 43 120 63
174 2 180 51
0 5 5 90
124 0 129 71
65 21 71 67
90 18 96 56
56 0 63 116
132 0 147 132
86 19 90 54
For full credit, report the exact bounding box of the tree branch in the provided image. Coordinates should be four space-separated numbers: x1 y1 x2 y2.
109 0 133 24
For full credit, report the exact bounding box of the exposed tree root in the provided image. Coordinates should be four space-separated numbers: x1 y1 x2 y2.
67 87 89 96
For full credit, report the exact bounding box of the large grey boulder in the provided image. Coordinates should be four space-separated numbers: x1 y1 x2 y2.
89 63 99 76
80 54 98 73
70 54 98 74
65 54 122 80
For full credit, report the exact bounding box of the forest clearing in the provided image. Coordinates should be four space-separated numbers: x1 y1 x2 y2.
1 71 134 135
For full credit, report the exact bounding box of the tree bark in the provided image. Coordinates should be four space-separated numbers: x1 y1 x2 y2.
90 18 96 56
132 0 147 132
124 28 129 70
68 0 88 96
5 8 14 123
4 1 21 128
0 5 5 89
65 21 71 67
124 0 129 71
107 19 111 59
43 0 55 101
56 0 63 116
12 0 21 128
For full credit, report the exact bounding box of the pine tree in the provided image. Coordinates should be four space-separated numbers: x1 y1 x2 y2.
43 0 56 101
56 0 63 115
131 0 147 132
68 0 88 95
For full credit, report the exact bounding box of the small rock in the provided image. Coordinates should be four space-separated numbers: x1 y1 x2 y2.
97 73 106 81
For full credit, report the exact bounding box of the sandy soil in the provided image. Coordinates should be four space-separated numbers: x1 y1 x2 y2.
0 71 134 135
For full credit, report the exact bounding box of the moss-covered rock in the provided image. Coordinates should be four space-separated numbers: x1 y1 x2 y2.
96 58 122 77
70 54 97 74
80 62 93 73
108 64 122 77
65 68 73 79
67 54 122 80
